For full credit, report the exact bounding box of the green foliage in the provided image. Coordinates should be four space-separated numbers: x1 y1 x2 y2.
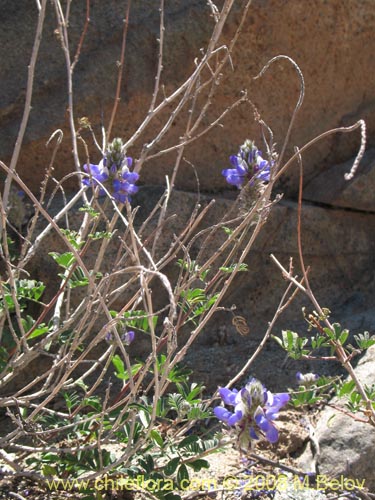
290 376 333 407
112 354 143 381
335 380 375 413
109 309 158 334
176 259 210 281
88 230 113 240
66 266 90 288
353 331 375 350
273 330 309 359
59 229 85 250
219 263 248 273
179 288 219 325
21 314 49 339
154 354 193 383
222 226 234 235
26 358 216 500
49 251 76 269
78 204 100 218
274 311 374 364
322 323 349 345
0 279 45 313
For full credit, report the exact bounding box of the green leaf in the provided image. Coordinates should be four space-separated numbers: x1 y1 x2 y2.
178 435 199 449
27 324 49 339
164 457 180 476
138 408 151 429
49 251 76 269
42 464 57 476
272 335 283 348
219 263 248 273
186 459 209 472
88 231 113 240
18 279 46 301
122 310 158 333
68 267 89 288
337 380 355 397
286 330 298 349
138 454 154 473
41 453 60 462
185 383 203 402
339 329 349 345
333 323 342 339
354 331 375 350
166 364 192 383
79 204 100 218
176 464 189 486
150 429 164 448
311 335 329 349
187 406 210 420
114 361 143 382
59 229 85 250
112 355 125 379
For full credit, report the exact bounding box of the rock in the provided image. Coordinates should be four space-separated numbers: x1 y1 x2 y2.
1 1 374 198
304 149 375 212
297 346 375 490
274 477 328 500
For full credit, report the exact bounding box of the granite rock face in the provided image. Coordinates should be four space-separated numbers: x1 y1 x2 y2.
1 1 374 198
297 346 375 490
304 148 375 212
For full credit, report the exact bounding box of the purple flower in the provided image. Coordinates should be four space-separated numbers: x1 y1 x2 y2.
222 140 272 189
214 405 243 426
105 329 135 346
254 154 272 182
105 331 113 343
296 372 319 386
222 156 249 188
214 377 289 449
112 178 139 204
121 330 135 346
83 161 109 194
81 138 139 203
218 386 239 405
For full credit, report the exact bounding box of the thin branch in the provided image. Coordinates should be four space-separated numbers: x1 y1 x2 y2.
344 119 366 180
254 55 305 173
148 0 165 114
106 0 131 141
2 0 48 221
71 0 90 72
274 120 366 183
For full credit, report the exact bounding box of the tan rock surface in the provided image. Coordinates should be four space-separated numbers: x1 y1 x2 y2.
1 1 374 198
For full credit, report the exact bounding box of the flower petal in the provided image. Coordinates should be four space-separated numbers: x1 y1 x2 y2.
122 330 135 345
214 406 232 423
249 427 259 440
218 387 238 405
227 409 243 426
122 171 139 183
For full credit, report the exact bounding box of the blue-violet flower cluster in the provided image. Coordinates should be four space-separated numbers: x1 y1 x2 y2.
296 372 319 387
222 139 272 189
83 137 139 203
214 377 289 449
105 329 135 346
